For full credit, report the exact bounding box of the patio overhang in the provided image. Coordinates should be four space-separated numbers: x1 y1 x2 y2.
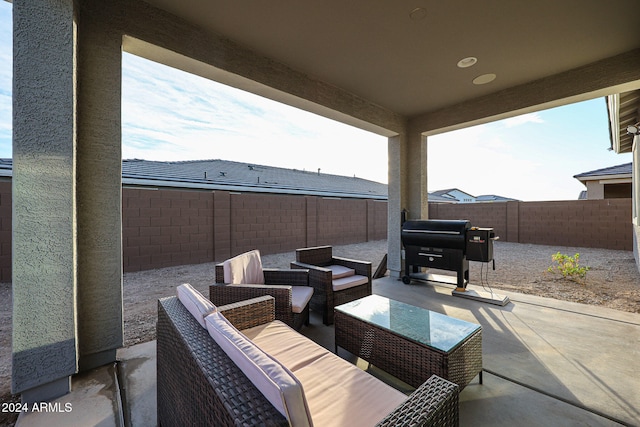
608 90 640 154
11 0 640 404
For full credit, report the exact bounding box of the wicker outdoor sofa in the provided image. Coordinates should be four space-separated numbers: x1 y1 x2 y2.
157 290 460 426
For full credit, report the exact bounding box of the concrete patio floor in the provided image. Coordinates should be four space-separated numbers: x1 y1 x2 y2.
16 276 640 426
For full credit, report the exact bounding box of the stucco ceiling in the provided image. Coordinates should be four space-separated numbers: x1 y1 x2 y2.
141 0 640 119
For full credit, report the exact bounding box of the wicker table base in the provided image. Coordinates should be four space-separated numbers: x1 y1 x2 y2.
335 295 482 390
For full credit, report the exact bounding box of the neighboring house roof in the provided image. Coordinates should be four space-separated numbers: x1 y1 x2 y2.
475 194 518 202
431 188 475 200
573 162 632 184
0 158 388 199
428 193 458 203
0 157 520 202
430 188 517 203
120 159 390 199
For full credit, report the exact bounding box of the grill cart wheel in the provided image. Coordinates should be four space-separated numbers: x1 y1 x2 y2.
402 275 411 284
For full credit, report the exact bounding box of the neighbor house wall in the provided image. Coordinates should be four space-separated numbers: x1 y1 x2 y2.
429 199 632 250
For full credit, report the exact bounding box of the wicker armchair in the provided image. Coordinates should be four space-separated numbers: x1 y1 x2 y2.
210 259 312 331
291 245 372 325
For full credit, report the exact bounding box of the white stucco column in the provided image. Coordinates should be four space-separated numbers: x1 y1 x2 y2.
387 131 428 278
12 0 78 402
405 132 429 220
633 135 639 222
387 135 403 277
632 135 640 269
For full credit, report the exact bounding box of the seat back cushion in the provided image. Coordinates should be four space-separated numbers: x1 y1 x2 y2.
223 249 266 285
327 265 355 279
176 283 216 328
205 312 313 427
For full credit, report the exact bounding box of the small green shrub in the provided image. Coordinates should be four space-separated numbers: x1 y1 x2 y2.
547 252 590 284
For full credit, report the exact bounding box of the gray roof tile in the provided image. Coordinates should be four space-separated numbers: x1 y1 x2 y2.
573 162 632 179
121 159 388 198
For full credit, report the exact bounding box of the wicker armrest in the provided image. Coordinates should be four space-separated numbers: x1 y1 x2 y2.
218 295 276 330
376 375 459 427
291 261 333 291
214 263 225 283
157 296 287 426
210 283 293 320
263 268 309 286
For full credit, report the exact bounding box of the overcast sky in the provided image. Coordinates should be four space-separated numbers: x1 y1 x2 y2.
0 2 632 201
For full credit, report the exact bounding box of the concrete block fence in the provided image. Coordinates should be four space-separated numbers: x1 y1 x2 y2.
121 187 388 273
0 180 631 282
429 199 632 251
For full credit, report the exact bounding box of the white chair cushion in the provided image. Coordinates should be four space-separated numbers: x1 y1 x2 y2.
327 264 355 279
205 312 312 427
332 275 368 292
223 249 265 285
290 286 314 314
176 283 216 328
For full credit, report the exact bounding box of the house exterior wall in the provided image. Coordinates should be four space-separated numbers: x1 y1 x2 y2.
586 181 605 199
429 199 633 250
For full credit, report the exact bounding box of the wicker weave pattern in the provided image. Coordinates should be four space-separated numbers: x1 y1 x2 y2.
158 295 459 426
211 264 310 330
376 375 459 427
157 296 288 427
335 309 482 390
292 245 372 325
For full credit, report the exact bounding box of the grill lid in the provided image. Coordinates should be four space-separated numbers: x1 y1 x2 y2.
401 220 471 250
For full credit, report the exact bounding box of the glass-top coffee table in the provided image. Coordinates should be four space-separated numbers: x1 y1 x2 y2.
334 294 482 389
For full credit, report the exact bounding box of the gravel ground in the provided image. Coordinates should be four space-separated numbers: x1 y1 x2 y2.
1 240 640 426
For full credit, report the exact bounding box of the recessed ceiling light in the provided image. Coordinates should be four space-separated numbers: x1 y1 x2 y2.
409 7 427 20
457 57 477 68
473 73 497 85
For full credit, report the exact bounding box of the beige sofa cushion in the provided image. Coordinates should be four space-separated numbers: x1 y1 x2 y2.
205 312 312 426
223 249 265 284
243 320 407 426
332 274 368 292
243 321 329 371
176 283 216 328
295 353 407 426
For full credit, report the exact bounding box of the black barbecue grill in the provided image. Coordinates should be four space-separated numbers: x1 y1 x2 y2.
401 219 495 288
